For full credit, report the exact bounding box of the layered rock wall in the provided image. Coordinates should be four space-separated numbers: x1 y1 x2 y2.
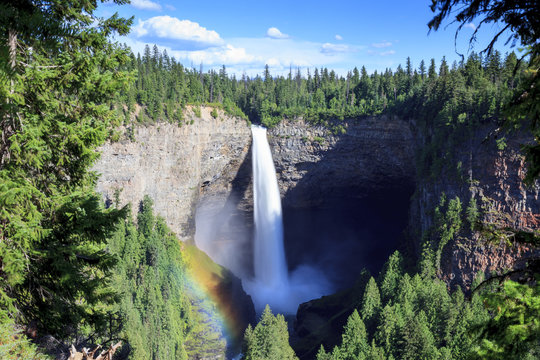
269 116 416 207
410 126 540 289
94 110 538 291
93 107 251 240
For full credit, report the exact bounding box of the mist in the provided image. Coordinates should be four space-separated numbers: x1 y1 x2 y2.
194 194 252 278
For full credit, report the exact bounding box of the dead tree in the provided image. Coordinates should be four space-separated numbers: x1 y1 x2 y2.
68 342 122 360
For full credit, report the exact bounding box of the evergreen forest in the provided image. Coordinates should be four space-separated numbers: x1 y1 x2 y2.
0 0 539 359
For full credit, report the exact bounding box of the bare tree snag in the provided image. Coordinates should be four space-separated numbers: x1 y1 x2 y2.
68 341 122 360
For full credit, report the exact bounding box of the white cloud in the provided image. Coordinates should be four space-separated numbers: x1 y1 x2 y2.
371 41 392 48
464 22 477 30
367 49 396 56
175 44 259 66
164 4 176 11
266 27 289 39
266 57 281 67
131 0 162 11
321 43 353 54
121 30 370 76
335 34 343 41
380 50 396 56
224 37 357 73
133 16 224 50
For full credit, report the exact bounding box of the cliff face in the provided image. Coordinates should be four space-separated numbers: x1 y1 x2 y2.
269 116 416 207
410 126 540 289
95 111 539 358
95 111 538 290
93 106 251 241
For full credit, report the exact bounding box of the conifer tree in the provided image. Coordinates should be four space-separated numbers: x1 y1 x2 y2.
242 305 297 360
337 309 369 360
360 277 381 332
0 0 132 339
379 251 404 303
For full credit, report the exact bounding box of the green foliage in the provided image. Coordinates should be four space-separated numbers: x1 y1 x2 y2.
0 0 131 340
379 251 404 303
210 108 219 119
193 106 201 118
110 197 189 359
470 278 540 360
242 305 297 360
324 251 491 360
433 195 463 271
337 310 369 359
360 277 381 331
496 137 507 151
109 196 228 359
0 321 51 359
316 345 331 360
466 197 480 232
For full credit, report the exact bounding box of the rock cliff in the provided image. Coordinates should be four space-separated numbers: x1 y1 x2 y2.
93 106 251 241
95 111 538 290
269 116 416 207
410 126 540 289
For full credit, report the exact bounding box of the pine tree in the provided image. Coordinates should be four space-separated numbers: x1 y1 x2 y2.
338 310 369 360
379 251 404 303
0 0 132 339
242 305 297 360
419 60 426 80
360 277 381 332
315 345 331 360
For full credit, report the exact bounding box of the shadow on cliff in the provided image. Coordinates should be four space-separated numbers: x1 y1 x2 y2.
276 118 416 291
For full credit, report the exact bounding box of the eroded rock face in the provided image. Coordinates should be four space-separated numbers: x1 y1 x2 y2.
93 107 251 241
94 110 539 295
410 126 540 289
269 116 416 207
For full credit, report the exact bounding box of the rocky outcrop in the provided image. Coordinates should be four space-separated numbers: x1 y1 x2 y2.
410 126 540 289
93 106 251 241
269 116 416 207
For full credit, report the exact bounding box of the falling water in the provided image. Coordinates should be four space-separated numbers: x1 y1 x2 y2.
251 125 288 289
245 125 331 314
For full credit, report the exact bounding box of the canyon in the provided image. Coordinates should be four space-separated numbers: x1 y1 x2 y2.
94 107 539 357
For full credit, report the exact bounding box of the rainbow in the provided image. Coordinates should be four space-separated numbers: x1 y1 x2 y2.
183 243 253 354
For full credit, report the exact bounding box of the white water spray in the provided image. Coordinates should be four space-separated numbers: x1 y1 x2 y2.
251 125 289 289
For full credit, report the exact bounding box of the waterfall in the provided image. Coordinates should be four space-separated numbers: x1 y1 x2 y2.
245 125 330 315
251 125 288 289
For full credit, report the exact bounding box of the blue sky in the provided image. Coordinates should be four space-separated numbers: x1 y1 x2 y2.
98 0 518 76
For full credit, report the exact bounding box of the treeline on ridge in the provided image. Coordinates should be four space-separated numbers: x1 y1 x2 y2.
116 44 524 133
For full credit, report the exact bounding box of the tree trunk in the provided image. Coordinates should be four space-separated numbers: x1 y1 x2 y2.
1 29 17 166
8 29 17 71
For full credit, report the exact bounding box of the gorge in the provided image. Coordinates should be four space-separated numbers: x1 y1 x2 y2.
93 105 539 358
93 109 417 297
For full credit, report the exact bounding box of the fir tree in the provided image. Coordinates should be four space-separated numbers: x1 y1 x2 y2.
0 0 131 340
242 305 297 360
